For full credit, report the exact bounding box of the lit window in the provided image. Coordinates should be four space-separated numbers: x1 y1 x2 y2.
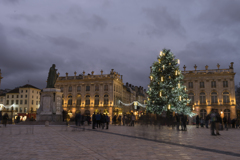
85 95 90 105
104 85 108 91
200 92 206 104
95 95 99 105
95 85 99 91
104 95 109 105
77 86 81 92
211 92 217 104
211 81 216 88
86 86 90 91
68 86 72 92
223 81 228 87
68 95 72 105
188 93 194 104
200 82 204 88
223 92 230 104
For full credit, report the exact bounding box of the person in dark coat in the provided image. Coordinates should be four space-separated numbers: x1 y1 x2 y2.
101 114 106 129
223 116 228 130
175 113 180 131
205 114 210 128
92 112 96 129
215 112 221 135
3 113 8 127
196 115 200 128
182 115 187 131
105 114 109 129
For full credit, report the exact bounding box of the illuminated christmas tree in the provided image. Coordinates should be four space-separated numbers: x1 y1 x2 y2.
147 49 194 116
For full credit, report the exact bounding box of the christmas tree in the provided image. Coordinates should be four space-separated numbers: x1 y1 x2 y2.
147 49 194 116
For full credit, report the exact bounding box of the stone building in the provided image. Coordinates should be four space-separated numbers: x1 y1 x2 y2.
55 69 147 120
0 84 41 121
182 62 236 122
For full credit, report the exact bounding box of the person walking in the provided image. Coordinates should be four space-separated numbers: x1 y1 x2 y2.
96 113 101 128
122 115 125 126
215 111 221 135
105 114 109 129
113 115 117 125
175 113 180 131
101 114 106 129
131 113 135 127
118 115 122 126
205 114 210 129
210 110 216 136
223 116 228 131
3 113 8 127
92 112 96 129
182 115 187 131
196 115 200 128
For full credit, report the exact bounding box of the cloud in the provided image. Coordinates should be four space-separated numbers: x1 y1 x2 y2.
47 36 82 50
142 6 185 37
8 14 43 23
198 1 240 26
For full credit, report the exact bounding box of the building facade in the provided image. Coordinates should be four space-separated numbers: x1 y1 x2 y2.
55 69 147 120
0 84 41 121
182 62 236 122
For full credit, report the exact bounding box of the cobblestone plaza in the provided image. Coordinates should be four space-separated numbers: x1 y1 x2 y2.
0 125 240 160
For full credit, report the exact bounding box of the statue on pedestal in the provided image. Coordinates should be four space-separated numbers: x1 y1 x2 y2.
47 64 58 88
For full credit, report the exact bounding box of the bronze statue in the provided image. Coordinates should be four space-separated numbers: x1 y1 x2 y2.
46 64 58 88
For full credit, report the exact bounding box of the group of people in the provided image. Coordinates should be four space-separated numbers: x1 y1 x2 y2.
195 109 239 136
175 114 188 131
92 112 110 129
74 113 91 126
112 113 136 126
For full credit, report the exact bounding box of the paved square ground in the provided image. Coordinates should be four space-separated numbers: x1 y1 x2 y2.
0 124 240 160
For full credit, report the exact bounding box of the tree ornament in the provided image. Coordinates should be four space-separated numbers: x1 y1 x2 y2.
159 91 162 97
161 77 164 82
168 104 171 110
160 51 163 56
163 65 165 70
175 70 178 76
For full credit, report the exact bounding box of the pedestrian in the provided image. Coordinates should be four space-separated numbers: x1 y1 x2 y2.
205 114 210 129
223 116 228 131
3 113 8 127
122 115 125 126
210 110 216 136
92 112 96 129
182 115 187 131
113 115 117 125
105 114 109 129
196 115 200 128
215 110 221 135
118 115 122 126
200 117 204 128
175 113 180 131
131 113 135 126
75 113 79 126
96 113 101 128
101 114 106 129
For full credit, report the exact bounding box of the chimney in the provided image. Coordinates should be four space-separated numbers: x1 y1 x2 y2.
126 82 128 87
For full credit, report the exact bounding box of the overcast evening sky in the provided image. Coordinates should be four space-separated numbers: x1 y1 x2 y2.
0 0 240 90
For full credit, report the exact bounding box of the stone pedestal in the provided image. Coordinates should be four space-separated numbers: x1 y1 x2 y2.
36 88 63 122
